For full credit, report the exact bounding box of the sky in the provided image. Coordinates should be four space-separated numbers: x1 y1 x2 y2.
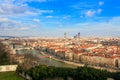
0 0 120 37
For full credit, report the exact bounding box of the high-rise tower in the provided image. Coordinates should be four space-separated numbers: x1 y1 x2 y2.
78 32 80 39
64 32 67 39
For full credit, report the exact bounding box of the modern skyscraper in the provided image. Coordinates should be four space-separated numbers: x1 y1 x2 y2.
64 32 67 39
78 32 80 38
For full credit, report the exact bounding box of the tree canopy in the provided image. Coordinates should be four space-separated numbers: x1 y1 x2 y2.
0 42 10 65
16 64 120 80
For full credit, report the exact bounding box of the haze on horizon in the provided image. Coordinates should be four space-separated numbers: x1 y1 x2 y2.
0 0 120 37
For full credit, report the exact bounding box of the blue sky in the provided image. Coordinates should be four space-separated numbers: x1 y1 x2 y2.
0 0 120 37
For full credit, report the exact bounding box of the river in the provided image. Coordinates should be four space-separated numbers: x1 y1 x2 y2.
16 46 76 68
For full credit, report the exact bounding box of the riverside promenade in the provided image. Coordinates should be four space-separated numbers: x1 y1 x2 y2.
40 51 119 72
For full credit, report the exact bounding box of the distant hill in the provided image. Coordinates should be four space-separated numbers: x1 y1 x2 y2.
0 36 30 39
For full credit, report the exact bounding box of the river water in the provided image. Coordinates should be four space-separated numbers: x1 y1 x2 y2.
2 40 75 68
16 46 76 68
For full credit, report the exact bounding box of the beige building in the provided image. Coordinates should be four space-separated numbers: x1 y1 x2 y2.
64 52 73 61
73 53 82 62
80 55 120 69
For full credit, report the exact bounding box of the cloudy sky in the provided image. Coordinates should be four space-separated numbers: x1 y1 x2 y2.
0 0 120 37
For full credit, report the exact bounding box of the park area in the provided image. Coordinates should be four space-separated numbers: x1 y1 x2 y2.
0 71 25 80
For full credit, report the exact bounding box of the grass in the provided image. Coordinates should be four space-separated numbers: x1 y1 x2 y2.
0 72 25 80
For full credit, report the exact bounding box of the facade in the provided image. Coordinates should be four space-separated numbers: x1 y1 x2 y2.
80 55 120 69
73 53 82 62
64 52 73 61
9 38 120 70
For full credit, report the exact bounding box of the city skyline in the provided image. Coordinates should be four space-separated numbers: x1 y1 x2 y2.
0 0 120 37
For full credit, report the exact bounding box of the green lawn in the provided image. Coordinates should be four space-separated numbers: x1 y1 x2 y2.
0 72 25 80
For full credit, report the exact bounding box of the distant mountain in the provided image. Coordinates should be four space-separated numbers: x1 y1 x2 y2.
0 36 30 38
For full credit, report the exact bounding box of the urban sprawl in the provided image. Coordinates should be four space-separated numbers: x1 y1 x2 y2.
1 35 120 71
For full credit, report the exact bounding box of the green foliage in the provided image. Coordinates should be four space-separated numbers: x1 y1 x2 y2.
27 65 48 80
73 66 109 80
0 72 25 80
47 66 55 78
0 42 10 65
111 72 120 80
18 64 114 80
16 65 24 74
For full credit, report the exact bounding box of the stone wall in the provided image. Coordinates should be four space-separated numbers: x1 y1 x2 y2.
0 65 18 72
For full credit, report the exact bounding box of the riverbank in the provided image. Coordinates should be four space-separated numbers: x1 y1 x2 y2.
40 52 84 67
40 51 119 72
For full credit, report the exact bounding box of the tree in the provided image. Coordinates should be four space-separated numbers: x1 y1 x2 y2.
112 72 120 80
20 64 118 80
0 42 10 65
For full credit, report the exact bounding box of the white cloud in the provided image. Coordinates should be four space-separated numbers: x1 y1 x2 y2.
85 10 96 17
0 17 19 29
29 0 47 2
1 17 120 37
18 0 47 3
63 15 71 19
97 9 102 14
85 9 102 17
19 27 29 30
0 18 9 22
57 17 120 37
33 19 40 22
71 2 96 10
0 3 28 15
46 16 53 18
71 1 104 18
0 1 53 16
39 10 53 13
0 0 47 4
98 1 104 6
38 16 120 37
108 17 120 26
0 17 37 31
25 11 38 15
